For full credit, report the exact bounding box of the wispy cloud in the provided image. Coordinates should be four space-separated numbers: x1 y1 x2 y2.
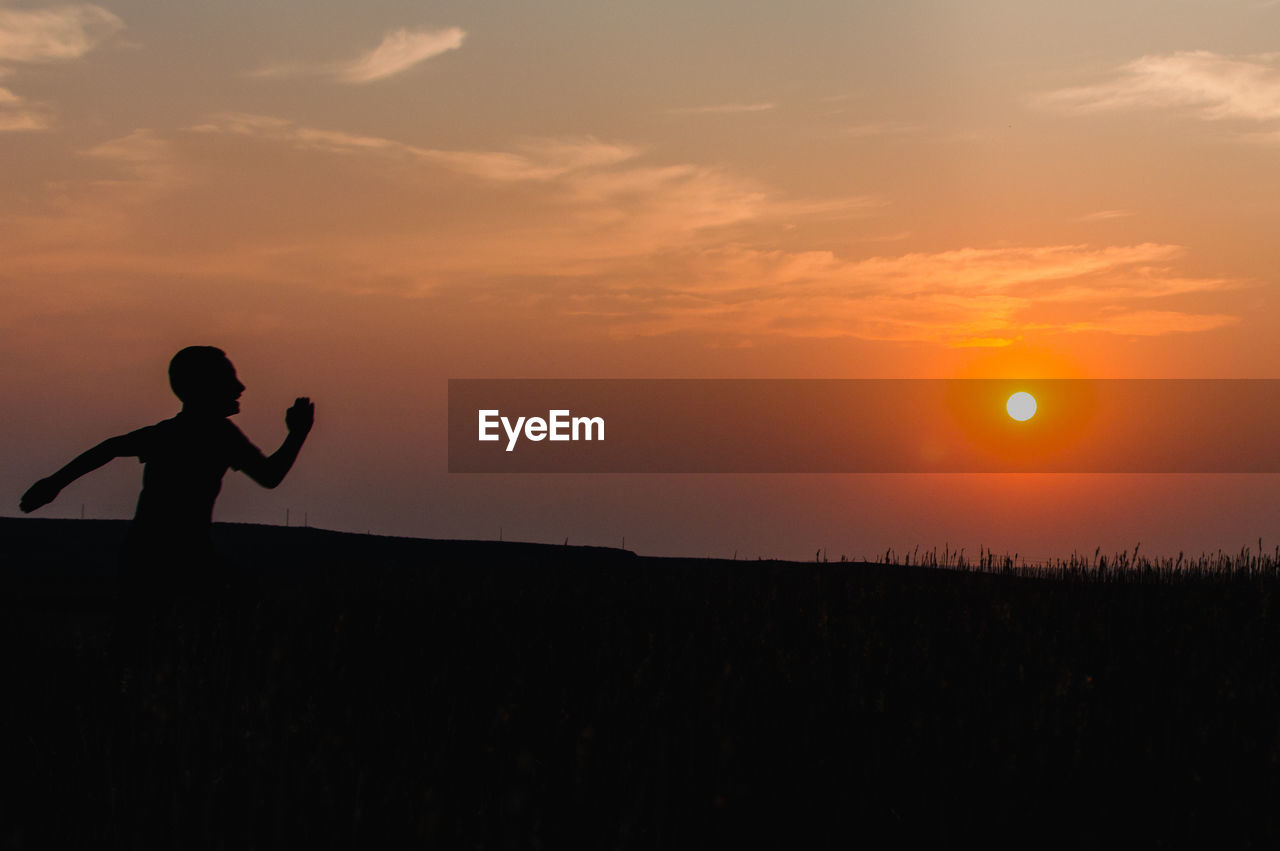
856 231 913 243
84 128 181 184
0 4 122 131
14 114 1229 347
252 26 464 84
192 115 877 248
339 26 465 82
191 113 640 181
9 113 881 300
0 85 51 131
1075 209 1135 222
0 110 49 131
565 243 1242 345
0 4 122 63
1060 310 1238 336
186 113 878 271
0 129 186 269
1038 51 1280 124
665 102 776 115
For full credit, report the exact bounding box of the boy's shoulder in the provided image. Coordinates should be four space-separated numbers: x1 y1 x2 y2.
192 415 255 448
127 414 252 454
169 411 240 432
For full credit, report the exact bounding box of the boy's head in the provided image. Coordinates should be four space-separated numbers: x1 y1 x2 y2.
169 346 245 415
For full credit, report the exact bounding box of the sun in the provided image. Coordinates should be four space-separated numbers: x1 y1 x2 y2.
1006 391 1036 422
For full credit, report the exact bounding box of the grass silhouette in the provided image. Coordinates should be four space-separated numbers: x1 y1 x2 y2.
3 517 1279 848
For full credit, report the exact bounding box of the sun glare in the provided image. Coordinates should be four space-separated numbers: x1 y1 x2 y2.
1006 391 1036 422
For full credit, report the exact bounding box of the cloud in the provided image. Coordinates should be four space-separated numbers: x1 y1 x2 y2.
188 112 883 282
194 112 881 228
0 85 51 131
563 243 1242 345
160 114 1238 345
1060 310 1239 336
0 110 877 308
0 109 49 130
0 4 122 131
83 128 181 183
856 231 913 243
338 26 465 82
1038 51 1280 124
18 115 1229 348
0 129 195 287
0 4 123 63
1075 209 1135 222
427 138 642 182
665 102 776 115
191 113 641 181
252 26 464 84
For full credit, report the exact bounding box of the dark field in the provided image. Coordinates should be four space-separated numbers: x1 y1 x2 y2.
3 517 1279 849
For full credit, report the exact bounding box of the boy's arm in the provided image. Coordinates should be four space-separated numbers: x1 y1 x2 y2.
239 397 314 490
19 429 150 513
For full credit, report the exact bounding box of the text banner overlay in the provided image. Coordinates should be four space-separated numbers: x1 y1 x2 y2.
448 379 1280 473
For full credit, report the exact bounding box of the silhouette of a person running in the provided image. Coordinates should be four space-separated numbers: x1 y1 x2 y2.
19 346 314 599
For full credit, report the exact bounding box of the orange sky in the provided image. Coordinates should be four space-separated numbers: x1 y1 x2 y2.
3 1 1278 559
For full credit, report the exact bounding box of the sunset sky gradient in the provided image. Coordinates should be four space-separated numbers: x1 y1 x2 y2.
4 0 1278 559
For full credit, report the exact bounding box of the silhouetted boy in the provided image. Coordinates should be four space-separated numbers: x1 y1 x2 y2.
20 346 314 601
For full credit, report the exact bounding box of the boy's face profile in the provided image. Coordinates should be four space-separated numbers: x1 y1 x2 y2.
206 359 245 416
170 347 246 417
